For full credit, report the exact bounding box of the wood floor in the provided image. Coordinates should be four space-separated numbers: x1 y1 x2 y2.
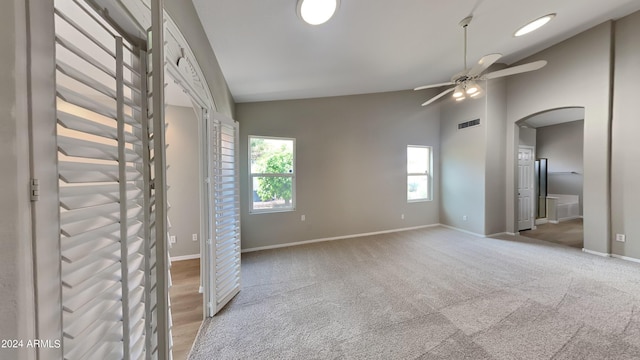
520 218 583 248
170 258 202 360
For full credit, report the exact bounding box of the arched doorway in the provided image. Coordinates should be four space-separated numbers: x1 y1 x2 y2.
515 107 585 249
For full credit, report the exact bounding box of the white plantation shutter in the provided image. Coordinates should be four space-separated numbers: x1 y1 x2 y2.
54 0 169 359
210 116 241 314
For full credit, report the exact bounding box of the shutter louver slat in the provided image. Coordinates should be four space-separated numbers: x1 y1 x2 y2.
60 202 142 238
64 320 123 360
60 222 119 256
58 110 141 144
57 86 140 127
56 60 141 111
59 161 142 183
62 252 120 289
63 297 122 339
216 276 240 301
216 253 239 271
55 34 138 92
58 135 140 162
60 183 140 209
62 264 120 309
62 280 121 314
61 238 119 264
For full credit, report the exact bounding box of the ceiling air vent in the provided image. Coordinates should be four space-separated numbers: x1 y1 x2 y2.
458 118 480 130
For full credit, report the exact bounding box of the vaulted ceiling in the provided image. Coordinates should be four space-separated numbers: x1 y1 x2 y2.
192 0 640 103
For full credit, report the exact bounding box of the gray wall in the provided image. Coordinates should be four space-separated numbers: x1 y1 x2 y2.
504 22 613 253
237 90 441 250
166 105 201 257
611 11 640 259
519 127 537 147
440 94 486 235
439 77 507 236
536 120 584 215
484 78 508 235
165 0 235 118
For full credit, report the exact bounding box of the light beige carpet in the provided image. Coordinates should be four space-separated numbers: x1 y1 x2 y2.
189 226 640 359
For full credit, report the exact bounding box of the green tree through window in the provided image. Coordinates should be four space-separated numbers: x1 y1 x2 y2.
256 149 293 205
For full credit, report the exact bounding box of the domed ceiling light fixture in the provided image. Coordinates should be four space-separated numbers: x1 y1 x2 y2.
297 0 340 25
514 13 556 37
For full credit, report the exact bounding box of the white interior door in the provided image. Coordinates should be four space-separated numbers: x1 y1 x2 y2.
518 146 535 231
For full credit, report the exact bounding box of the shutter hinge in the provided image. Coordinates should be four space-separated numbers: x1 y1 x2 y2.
205 177 211 184
208 302 213 314
207 238 213 246
30 178 40 201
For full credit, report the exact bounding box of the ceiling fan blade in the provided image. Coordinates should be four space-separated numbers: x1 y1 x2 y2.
414 82 454 91
481 60 547 80
421 87 455 106
467 53 502 77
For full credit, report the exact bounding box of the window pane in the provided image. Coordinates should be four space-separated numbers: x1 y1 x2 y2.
408 175 429 201
250 137 294 174
252 176 293 211
407 146 429 174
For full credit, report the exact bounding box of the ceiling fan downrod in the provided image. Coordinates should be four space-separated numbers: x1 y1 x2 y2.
459 16 473 71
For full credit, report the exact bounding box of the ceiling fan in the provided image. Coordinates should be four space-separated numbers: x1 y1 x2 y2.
414 16 547 107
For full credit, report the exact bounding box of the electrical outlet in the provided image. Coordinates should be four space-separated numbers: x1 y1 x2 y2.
169 235 176 244
463 215 468 221
401 214 405 220
616 234 626 242
301 215 306 221
192 233 198 242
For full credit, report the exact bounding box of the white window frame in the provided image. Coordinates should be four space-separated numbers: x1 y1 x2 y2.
249 135 296 214
407 145 433 202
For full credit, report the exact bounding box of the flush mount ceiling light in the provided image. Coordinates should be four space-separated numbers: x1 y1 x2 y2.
297 0 340 25
515 13 556 37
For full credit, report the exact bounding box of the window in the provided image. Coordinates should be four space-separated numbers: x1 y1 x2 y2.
407 145 432 201
250 136 295 212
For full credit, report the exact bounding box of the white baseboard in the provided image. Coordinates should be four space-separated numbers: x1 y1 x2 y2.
241 224 441 253
558 216 582 222
611 254 640 264
506 232 519 236
549 220 559 224
535 218 548 225
170 253 200 262
439 225 516 239
582 248 610 257
486 232 510 238
439 224 486 238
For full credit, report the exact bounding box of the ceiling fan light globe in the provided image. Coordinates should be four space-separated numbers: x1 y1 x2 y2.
452 84 465 98
465 80 481 95
470 92 481 98
456 97 466 102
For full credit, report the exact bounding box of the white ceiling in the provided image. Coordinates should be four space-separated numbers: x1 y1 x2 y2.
192 0 640 103
521 107 585 128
